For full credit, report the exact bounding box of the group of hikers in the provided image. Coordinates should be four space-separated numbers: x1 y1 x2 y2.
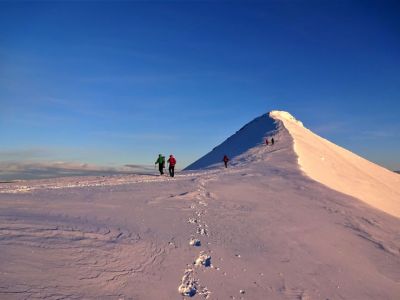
265 137 275 146
222 137 275 168
155 154 176 177
155 137 275 175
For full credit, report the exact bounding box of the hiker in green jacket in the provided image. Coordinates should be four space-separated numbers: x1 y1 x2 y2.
155 154 165 175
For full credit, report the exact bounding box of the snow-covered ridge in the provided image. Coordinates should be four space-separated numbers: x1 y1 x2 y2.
185 113 280 170
186 109 399 218
271 111 400 218
270 110 304 127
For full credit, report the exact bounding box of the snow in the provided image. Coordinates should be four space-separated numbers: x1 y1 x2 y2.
194 252 212 267
0 111 399 299
184 113 279 170
270 110 400 218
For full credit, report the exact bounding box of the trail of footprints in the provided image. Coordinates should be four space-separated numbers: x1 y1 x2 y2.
178 178 215 299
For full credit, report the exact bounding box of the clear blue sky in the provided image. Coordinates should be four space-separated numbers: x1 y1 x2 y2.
1 0 399 172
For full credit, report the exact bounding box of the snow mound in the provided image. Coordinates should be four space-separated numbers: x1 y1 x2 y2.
271 112 400 218
185 113 280 170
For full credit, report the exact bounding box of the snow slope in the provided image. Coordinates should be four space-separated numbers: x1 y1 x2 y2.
270 111 400 218
187 110 400 219
185 113 280 170
0 111 399 299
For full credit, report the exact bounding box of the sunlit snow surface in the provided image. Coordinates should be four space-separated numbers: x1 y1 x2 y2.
1 112 399 299
270 110 400 218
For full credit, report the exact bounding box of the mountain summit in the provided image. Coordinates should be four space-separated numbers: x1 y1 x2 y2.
184 112 281 170
186 110 400 218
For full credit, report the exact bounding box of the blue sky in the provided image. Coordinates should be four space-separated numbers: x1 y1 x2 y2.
1 0 399 175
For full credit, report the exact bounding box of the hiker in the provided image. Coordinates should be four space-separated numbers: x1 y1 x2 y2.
155 154 165 175
271 137 275 145
265 138 269 146
167 154 176 177
223 154 229 168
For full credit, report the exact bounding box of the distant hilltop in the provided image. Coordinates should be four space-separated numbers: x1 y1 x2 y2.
184 112 280 170
186 110 400 218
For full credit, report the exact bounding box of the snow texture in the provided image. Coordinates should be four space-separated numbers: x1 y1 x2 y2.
0 110 399 299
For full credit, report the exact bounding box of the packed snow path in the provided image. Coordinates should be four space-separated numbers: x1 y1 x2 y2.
1 113 400 299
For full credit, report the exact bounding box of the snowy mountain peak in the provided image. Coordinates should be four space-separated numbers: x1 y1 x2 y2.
185 110 303 171
184 113 280 170
269 110 304 127
186 110 400 218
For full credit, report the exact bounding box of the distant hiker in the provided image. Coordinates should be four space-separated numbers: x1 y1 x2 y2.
167 154 176 177
223 155 229 168
271 137 275 145
155 154 165 175
265 138 269 146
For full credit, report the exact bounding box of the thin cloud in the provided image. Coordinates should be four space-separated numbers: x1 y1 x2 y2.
354 130 399 140
40 96 119 119
0 149 52 161
311 121 349 134
0 161 153 181
92 131 178 141
79 74 182 85
2 95 119 126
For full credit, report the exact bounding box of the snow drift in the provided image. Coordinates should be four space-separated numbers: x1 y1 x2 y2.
186 110 400 218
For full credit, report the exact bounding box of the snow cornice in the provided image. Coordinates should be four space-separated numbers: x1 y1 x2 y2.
269 110 304 127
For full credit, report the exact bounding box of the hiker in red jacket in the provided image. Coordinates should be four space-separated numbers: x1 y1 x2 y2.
167 154 176 177
223 154 229 168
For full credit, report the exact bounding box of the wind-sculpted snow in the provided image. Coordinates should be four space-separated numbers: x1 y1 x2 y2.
1 111 399 299
271 110 400 218
0 215 164 299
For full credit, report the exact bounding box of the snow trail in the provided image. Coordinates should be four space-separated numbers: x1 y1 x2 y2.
177 173 218 298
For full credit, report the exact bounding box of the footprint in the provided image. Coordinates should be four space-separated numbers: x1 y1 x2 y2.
195 252 211 267
189 238 201 247
197 227 208 236
178 268 197 297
